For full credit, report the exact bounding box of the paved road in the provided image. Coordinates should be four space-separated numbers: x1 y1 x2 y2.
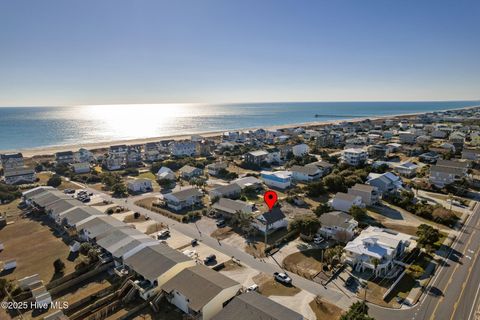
77 185 356 309
370 203 480 320
76 182 480 319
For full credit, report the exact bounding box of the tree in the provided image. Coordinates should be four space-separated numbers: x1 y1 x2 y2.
416 224 440 248
314 203 331 217
80 242 92 255
304 181 326 197
340 301 374 320
323 174 347 193
112 182 128 197
47 174 62 187
53 258 65 274
289 214 320 236
349 205 367 221
323 245 344 266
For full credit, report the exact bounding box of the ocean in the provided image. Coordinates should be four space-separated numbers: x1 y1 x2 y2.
0 101 478 151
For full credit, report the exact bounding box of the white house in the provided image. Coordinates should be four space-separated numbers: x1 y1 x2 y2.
157 167 176 181
331 192 363 212
394 161 418 178
366 172 403 195
343 226 414 277
179 165 203 179
163 188 203 211
170 141 196 157
342 148 367 167
162 265 241 320
127 178 153 193
253 207 288 234
260 171 292 189
206 162 228 176
290 165 321 182
3 167 36 185
292 143 309 157
429 165 465 188
347 184 380 206
318 211 358 242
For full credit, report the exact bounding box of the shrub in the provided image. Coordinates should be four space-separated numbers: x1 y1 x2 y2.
47 174 62 187
53 258 65 274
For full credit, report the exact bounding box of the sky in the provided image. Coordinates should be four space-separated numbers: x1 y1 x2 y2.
0 0 479 106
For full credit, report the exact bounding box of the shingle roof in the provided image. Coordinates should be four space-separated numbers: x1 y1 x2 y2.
258 207 286 224
334 192 359 202
167 188 202 201
212 198 251 214
319 211 356 229
211 292 302 320
124 243 192 282
162 265 239 312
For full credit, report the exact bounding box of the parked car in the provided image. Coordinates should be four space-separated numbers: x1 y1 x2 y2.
274 272 292 285
313 234 324 244
99 253 113 264
345 276 355 287
216 219 226 228
203 254 216 264
191 238 199 246
246 284 259 292
63 188 75 194
157 230 170 239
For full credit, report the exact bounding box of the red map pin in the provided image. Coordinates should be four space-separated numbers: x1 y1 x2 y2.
263 190 278 211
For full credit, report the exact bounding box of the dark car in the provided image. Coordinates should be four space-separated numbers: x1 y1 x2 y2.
191 238 199 246
216 219 226 228
345 276 356 287
204 254 216 264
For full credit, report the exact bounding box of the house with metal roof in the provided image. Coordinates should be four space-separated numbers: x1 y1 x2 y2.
162 265 241 320
211 291 303 320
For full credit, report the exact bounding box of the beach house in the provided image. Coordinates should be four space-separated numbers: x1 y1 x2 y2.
347 183 380 206
212 198 253 217
163 188 203 211
127 178 153 193
260 171 292 189
343 226 414 277
292 143 309 156
179 165 203 179
253 207 288 234
208 183 241 200
318 211 358 242
170 140 196 157
341 148 367 166
331 192 363 212
162 265 241 320
211 291 303 320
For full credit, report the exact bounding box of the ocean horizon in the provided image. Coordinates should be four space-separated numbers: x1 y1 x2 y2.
1 100 479 151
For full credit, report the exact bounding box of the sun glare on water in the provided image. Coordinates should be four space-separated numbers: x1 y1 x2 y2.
77 103 199 140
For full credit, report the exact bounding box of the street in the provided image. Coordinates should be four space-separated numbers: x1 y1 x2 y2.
75 181 480 319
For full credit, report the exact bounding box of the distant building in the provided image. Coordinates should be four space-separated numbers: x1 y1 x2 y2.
3 167 36 185
127 178 153 193
170 141 196 157
0 153 24 170
347 183 380 206
292 143 309 157
331 192 363 212
318 211 358 242
179 165 203 179
462 149 480 161
366 172 403 195
429 165 465 188
212 198 253 217
55 151 75 164
206 162 228 176
394 161 418 178
71 162 91 174
260 171 292 189
342 148 367 166
290 164 321 182
208 183 241 200
163 188 203 211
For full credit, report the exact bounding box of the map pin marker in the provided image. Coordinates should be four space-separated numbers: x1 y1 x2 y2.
263 190 278 211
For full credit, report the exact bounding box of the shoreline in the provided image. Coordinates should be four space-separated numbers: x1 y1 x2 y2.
4 105 479 158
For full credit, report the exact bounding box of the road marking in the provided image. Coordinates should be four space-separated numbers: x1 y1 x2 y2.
429 205 479 320
468 249 474 254
449 219 480 320
468 272 480 320
466 255 472 260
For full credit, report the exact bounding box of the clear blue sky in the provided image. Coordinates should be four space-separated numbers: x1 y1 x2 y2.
0 0 479 106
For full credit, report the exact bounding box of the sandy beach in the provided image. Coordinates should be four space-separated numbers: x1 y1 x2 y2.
6 105 478 158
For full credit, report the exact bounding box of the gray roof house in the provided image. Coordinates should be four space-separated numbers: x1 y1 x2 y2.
211 291 303 320
162 265 241 320
208 183 241 200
